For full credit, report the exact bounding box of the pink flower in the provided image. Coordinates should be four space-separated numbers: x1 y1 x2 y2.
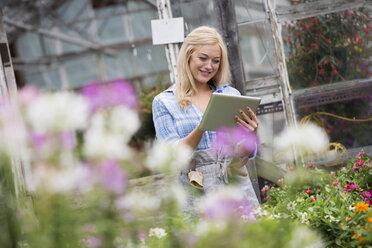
81 80 137 111
276 178 284 184
352 160 365 172
331 180 340 186
343 182 360 192
310 197 317 202
99 160 127 195
212 126 257 158
361 190 372 205
261 185 270 195
304 190 313 194
355 151 365 159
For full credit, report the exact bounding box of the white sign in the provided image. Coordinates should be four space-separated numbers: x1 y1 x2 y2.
151 17 184 45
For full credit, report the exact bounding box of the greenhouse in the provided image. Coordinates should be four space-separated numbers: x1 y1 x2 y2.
0 0 371 247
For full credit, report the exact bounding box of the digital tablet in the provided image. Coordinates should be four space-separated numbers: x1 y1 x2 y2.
199 93 261 131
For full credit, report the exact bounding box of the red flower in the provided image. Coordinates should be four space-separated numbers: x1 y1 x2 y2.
319 68 325 75
304 189 313 194
296 32 300 38
326 39 331 44
333 69 338 75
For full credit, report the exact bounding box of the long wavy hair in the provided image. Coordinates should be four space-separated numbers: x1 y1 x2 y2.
175 26 231 109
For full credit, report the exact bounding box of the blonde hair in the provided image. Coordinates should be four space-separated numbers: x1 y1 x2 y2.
175 26 231 109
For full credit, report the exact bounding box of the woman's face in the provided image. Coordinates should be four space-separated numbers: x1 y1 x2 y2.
189 43 221 86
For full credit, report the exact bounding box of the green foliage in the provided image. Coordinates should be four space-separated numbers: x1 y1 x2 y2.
263 151 372 247
0 153 21 248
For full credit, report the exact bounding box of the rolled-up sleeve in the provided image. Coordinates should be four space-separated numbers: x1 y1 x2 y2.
152 96 180 145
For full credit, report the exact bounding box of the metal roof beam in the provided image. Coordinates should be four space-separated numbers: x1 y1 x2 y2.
3 17 116 56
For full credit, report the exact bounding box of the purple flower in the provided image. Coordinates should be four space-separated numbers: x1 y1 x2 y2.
99 160 127 195
81 80 137 111
60 131 76 150
200 187 256 222
361 190 372 204
212 126 257 157
29 132 48 147
85 236 101 247
204 198 255 221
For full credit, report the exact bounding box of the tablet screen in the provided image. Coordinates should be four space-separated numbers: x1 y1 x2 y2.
199 93 261 131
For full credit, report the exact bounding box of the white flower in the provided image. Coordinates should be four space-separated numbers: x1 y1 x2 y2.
26 92 89 133
145 141 192 173
84 127 131 160
287 201 297 210
195 220 227 236
123 191 161 212
109 106 140 142
0 101 28 156
324 215 338 223
148 227 167 239
166 183 187 208
348 205 355 211
287 226 324 248
274 122 329 160
30 163 93 193
83 108 135 160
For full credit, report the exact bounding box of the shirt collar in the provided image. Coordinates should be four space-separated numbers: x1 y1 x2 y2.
165 81 229 93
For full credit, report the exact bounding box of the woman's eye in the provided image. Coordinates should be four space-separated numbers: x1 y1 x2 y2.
199 57 207 61
213 60 220 64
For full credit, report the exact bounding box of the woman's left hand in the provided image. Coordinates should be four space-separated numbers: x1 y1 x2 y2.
234 106 259 134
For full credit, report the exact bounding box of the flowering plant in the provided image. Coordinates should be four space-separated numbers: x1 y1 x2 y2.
262 151 372 247
285 0 372 148
0 80 325 248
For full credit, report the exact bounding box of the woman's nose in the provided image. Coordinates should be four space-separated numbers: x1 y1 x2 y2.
205 60 213 70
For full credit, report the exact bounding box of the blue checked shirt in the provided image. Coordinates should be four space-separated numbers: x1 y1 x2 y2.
152 82 242 151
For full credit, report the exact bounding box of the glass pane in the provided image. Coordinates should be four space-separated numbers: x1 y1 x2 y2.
136 44 168 75
172 0 216 33
129 10 157 40
56 0 90 22
282 7 371 90
64 55 100 88
102 48 134 79
235 0 268 24
95 5 128 45
295 95 372 149
16 32 42 59
24 66 62 91
59 22 95 53
239 22 277 80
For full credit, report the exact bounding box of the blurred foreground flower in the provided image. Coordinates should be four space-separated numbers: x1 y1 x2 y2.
274 122 329 162
145 140 192 173
198 186 256 222
212 126 257 157
81 79 137 111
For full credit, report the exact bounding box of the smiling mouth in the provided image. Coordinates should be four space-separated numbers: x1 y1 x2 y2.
200 70 212 77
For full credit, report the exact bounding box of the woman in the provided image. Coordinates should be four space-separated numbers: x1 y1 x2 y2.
152 26 259 209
